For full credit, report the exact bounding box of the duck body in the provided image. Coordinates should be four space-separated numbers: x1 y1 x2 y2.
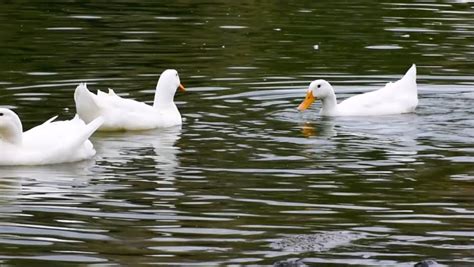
0 108 103 166
74 69 185 131
298 64 418 116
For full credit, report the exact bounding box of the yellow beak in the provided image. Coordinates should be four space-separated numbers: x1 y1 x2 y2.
297 90 316 111
178 84 186 92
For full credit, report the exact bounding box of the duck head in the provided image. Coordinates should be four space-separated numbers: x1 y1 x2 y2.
154 69 185 108
297 79 334 111
157 69 185 92
0 108 23 145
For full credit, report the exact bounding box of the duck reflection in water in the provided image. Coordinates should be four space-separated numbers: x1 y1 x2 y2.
93 126 182 177
0 160 97 214
300 119 337 138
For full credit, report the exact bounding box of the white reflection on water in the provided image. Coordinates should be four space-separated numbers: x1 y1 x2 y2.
0 160 95 186
0 161 97 221
94 126 182 177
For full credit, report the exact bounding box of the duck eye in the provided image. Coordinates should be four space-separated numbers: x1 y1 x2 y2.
317 85 321 88
0 113 3 116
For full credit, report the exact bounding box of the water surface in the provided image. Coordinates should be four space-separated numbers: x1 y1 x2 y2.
1 1 474 266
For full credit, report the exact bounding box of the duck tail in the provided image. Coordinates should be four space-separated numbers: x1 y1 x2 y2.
397 64 417 91
43 116 104 164
401 64 416 83
84 116 104 138
406 64 416 79
74 83 101 123
61 116 104 147
68 116 104 150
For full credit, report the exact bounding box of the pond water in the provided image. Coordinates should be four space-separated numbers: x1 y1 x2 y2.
1 1 474 266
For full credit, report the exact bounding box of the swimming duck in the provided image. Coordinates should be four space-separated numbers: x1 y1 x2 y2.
298 64 418 116
74 69 185 131
0 108 103 166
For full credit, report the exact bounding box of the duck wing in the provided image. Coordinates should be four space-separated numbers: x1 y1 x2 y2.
21 116 103 164
338 65 417 115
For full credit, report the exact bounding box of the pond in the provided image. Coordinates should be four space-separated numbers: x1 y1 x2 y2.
1 1 474 266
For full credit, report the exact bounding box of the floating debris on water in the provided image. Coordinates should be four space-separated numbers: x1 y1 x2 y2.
414 259 439 267
273 258 307 267
270 231 365 252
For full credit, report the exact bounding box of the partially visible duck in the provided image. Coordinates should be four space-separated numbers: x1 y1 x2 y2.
0 108 103 166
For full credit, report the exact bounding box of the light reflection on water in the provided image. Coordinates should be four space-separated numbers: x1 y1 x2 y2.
1 0 474 266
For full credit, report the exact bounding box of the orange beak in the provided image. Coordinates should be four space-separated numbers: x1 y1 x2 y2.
178 84 185 92
297 90 316 111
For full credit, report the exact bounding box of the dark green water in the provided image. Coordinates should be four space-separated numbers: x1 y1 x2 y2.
1 1 474 266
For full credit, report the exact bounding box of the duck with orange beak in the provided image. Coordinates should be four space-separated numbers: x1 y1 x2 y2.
297 65 418 116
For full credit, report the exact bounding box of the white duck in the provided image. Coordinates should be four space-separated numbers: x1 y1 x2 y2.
74 69 185 131
298 64 418 116
0 108 103 166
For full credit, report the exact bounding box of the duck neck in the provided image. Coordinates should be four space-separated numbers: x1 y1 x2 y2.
154 92 177 110
0 120 23 146
153 82 177 110
320 92 338 115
